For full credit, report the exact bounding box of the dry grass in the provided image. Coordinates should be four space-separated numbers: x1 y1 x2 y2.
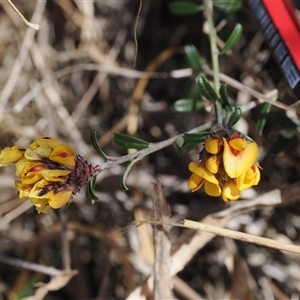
1 1 300 300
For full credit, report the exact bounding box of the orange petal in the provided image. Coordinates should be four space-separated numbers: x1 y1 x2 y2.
228 137 246 151
49 145 76 167
48 189 73 209
222 181 240 202
0 146 25 167
204 181 221 197
187 173 205 192
237 164 261 190
189 162 219 184
223 138 259 178
205 155 219 174
205 137 221 154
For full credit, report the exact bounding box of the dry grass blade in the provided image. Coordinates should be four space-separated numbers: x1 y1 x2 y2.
180 219 300 254
151 180 173 300
6 0 40 30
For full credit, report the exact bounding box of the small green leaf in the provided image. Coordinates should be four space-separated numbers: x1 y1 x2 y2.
114 133 149 150
184 45 206 70
177 131 218 155
227 106 242 127
219 84 233 110
175 133 209 154
256 103 272 135
213 0 242 12
173 98 203 112
220 23 243 55
175 136 186 155
197 76 218 101
88 176 99 203
183 132 210 143
86 177 99 204
121 160 136 191
169 1 203 15
90 129 108 159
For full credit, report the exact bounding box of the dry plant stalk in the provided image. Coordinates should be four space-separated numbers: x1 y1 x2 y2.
151 180 173 299
6 0 40 30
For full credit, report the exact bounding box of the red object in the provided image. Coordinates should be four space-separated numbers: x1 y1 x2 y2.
262 0 300 72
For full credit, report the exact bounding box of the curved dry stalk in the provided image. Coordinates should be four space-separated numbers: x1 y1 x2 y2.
6 0 40 30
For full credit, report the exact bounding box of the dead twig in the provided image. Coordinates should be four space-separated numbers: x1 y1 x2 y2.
6 0 40 30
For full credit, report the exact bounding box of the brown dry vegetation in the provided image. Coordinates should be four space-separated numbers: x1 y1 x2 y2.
1 1 300 300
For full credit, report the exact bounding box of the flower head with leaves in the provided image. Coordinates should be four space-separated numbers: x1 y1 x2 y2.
0 137 100 213
188 128 260 202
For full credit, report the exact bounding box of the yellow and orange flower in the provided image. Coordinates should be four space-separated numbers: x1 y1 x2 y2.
0 137 100 213
188 128 260 202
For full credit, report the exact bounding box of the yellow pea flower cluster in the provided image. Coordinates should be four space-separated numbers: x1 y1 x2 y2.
0 137 100 213
188 128 260 202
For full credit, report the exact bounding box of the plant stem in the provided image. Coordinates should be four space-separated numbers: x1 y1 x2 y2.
204 0 223 125
100 122 212 172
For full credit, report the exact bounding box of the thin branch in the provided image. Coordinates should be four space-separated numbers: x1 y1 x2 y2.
0 254 62 276
136 219 300 255
7 0 40 30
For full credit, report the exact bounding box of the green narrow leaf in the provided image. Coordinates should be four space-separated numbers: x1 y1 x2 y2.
183 132 210 143
220 23 243 55
227 106 242 127
121 160 136 191
256 103 272 135
182 132 209 152
197 76 218 101
169 1 203 15
175 136 185 155
86 176 99 204
90 129 109 159
114 133 149 150
213 0 242 12
184 45 206 70
173 98 203 112
219 84 233 110
175 133 209 154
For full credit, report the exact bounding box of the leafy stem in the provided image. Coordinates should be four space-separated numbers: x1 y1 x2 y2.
98 122 212 173
204 0 223 125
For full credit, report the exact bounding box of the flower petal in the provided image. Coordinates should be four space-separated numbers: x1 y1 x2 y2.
41 169 71 182
30 137 62 150
0 146 25 166
29 179 52 199
205 137 221 154
189 162 219 184
15 180 32 199
49 145 76 167
25 147 52 160
187 173 205 192
204 181 221 197
223 138 259 178
30 197 51 213
222 181 240 202
205 155 219 174
237 164 261 190
48 189 73 209
228 137 246 151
